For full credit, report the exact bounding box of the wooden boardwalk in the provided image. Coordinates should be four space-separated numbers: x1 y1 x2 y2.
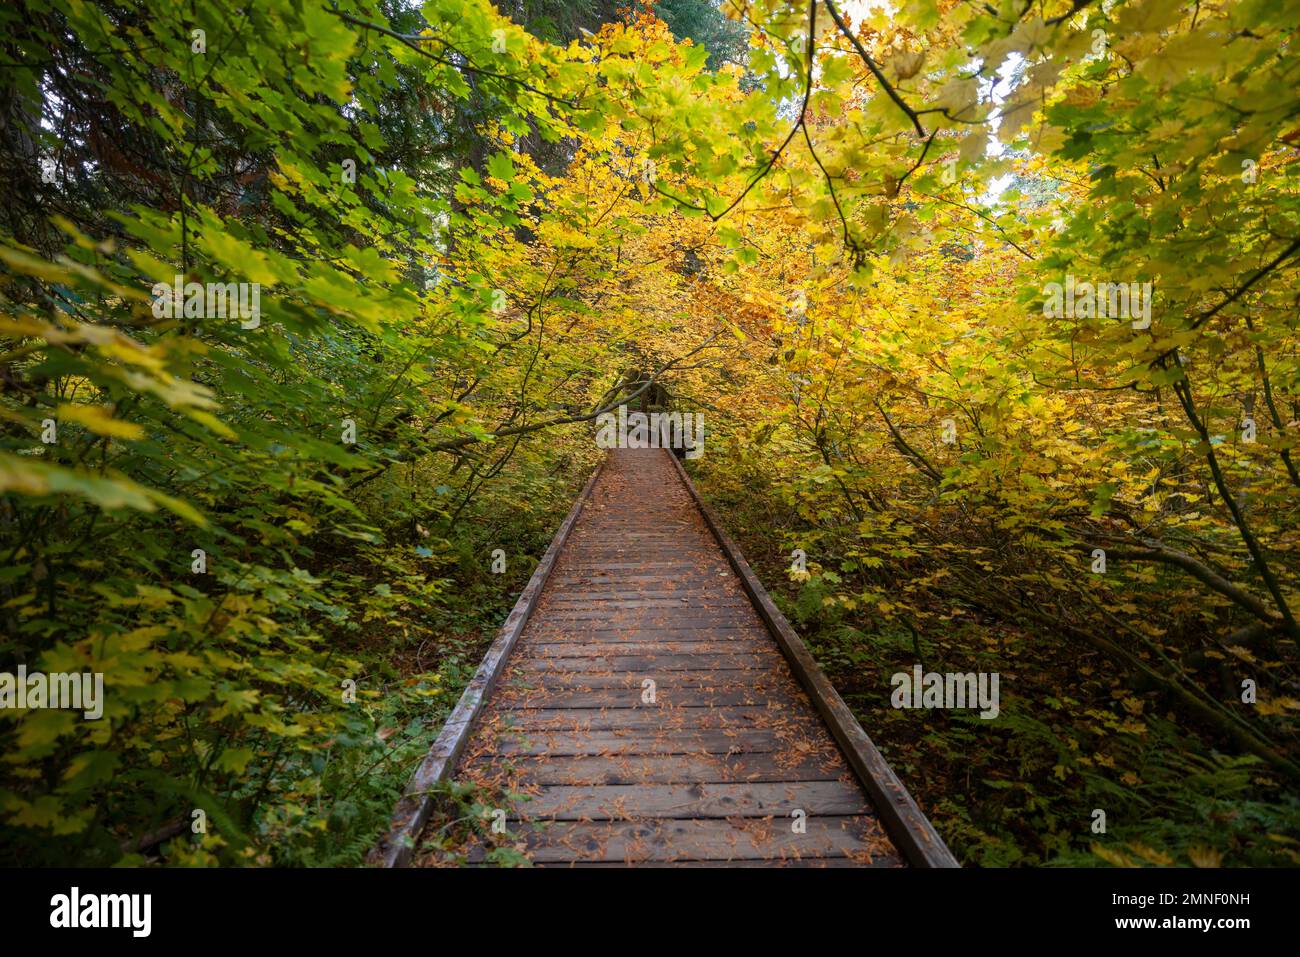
375 448 955 868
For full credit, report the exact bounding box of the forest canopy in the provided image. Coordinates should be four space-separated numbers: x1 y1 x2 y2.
1 0 1298 867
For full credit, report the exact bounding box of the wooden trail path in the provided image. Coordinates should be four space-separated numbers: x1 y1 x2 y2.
373 448 956 868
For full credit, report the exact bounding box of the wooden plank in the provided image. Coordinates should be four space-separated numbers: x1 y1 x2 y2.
553 574 727 581
492 688 803 709
487 727 792 756
665 452 959 868
543 583 739 592
545 587 746 598
520 640 774 657
496 681 794 704
526 624 756 639
499 669 800 689
461 752 850 786
511 780 872 820
538 599 753 611
556 574 708 581
537 608 757 621
490 705 823 733
560 857 867 868
466 816 902 865
511 652 780 672
367 459 605 868
561 561 702 566
543 595 733 603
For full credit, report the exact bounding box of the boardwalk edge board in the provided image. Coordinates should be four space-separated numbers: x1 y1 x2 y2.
368 459 606 868
665 453 960 869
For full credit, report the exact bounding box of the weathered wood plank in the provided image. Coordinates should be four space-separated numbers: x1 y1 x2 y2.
544 586 737 598
542 600 744 611
492 688 805 709
537 609 759 622
526 625 757 639
560 857 866 868
520 640 774 657
511 652 780 672
511 780 872 820
490 705 823 733
488 727 789 756
461 752 849 786
497 673 799 695
466 817 901 865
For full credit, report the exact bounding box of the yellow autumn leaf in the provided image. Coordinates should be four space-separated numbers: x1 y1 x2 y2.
56 403 144 440
1257 697 1300 717
1091 844 1137 868
1187 846 1223 868
1129 842 1175 866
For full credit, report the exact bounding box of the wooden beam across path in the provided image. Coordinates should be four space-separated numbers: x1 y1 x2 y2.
372 448 957 868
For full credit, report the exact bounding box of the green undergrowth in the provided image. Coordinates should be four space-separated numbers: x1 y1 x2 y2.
690 462 1300 869
414 779 535 868
2 435 595 867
